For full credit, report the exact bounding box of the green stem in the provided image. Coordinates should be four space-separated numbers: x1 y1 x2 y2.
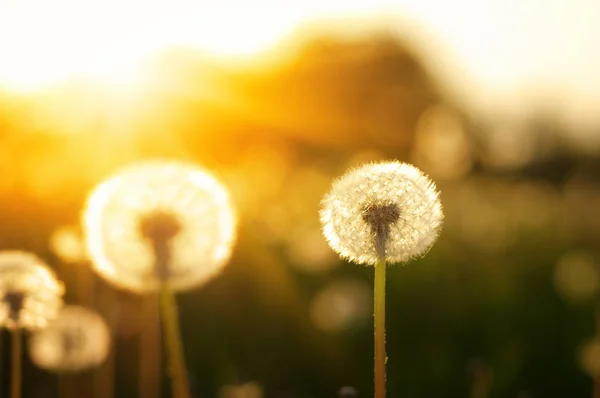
374 258 387 398
139 294 162 398
159 284 191 398
11 328 22 398
95 283 116 398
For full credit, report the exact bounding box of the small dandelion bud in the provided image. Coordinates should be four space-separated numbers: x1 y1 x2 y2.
320 161 443 265
0 251 64 331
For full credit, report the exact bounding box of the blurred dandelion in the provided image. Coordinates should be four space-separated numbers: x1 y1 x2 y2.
320 161 443 398
0 251 64 331
83 160 237 398
0 250 64 398
29 305 110 372
83 160 236 292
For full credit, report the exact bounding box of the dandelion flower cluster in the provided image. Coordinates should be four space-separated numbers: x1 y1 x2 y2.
83 161 237 292
0 251 64 330
29 305 110 372
320 161 443 265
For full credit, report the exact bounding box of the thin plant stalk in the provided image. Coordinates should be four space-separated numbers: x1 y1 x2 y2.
141 211 191 398
139 293 161 398
11 328 22 398
374 258 386 398
159 283 191 398
95 282 116 398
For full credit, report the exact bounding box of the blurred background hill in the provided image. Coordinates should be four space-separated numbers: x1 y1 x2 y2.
0 3 599 397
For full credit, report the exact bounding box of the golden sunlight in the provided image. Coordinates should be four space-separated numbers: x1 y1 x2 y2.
0 0 597 125
0 1 307 92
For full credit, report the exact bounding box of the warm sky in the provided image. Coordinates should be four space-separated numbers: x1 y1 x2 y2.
0 0 598 129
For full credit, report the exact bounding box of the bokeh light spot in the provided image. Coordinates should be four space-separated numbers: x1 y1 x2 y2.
554 250 599 304
50 225 87 264
310 278 371 333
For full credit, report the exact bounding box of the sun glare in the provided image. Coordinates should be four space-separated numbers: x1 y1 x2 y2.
0 1 310 92
2 0 596 126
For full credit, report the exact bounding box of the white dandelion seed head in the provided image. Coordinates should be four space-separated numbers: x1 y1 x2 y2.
0 251 64 331
83 160 237 293
320 161 444 265
29 305 110 373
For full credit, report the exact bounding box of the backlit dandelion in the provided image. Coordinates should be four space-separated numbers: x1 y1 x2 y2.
320 161 443 265
29 305 110 373
320 161 443 398
0 251 64 331
0 250 64 398
83 160 237 292
83 160 237 398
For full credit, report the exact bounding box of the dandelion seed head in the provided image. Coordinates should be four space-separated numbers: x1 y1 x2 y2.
320 161 443 265
83 160 237 293
0 251 64 331
29 305 110 373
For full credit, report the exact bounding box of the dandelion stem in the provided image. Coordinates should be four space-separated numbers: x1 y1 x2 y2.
95 284 116 398
374 257 387 398
139 293 162 398
11 328 22 398
140 210 190 398
160 283 191 398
